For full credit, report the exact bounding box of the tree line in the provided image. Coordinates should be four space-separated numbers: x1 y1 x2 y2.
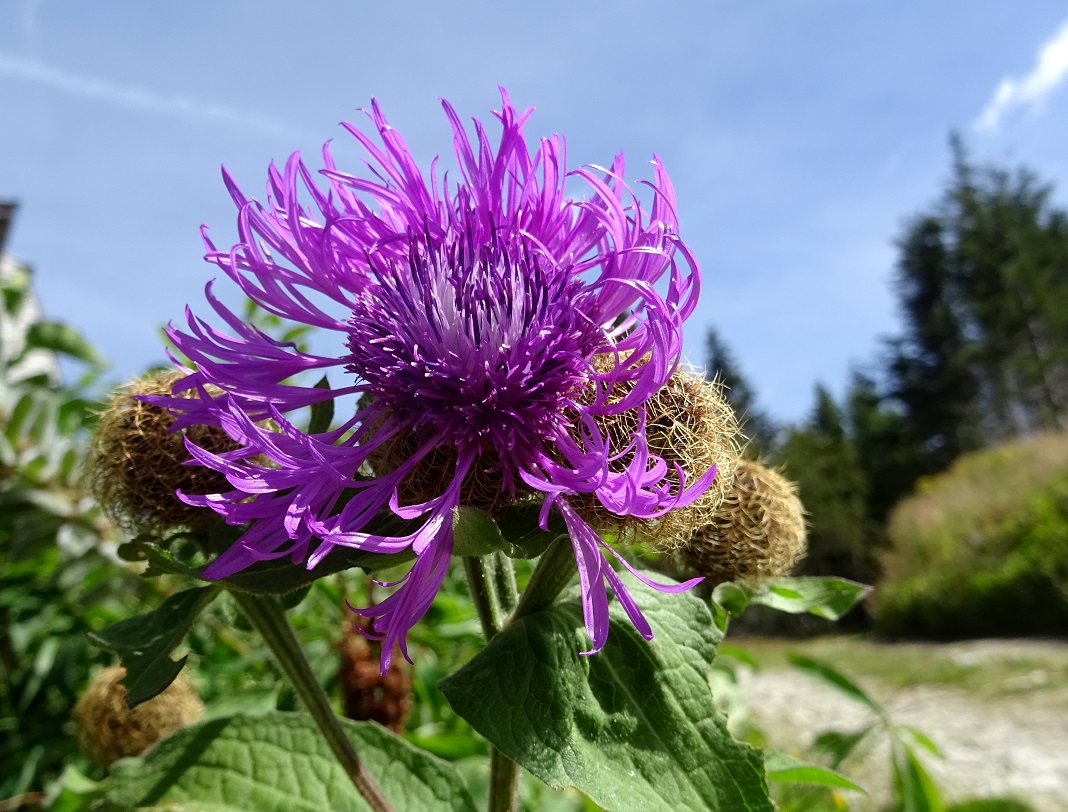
708 136 1068 586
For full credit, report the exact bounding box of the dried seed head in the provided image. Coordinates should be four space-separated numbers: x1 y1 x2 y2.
73 666 203 767
575 361 743 549
337 620 412 733
89 371 234 533
682 460 807 584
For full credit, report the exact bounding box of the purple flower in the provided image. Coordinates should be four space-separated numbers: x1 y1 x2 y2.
158 89 713 668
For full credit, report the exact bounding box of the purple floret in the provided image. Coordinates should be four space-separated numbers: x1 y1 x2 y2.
156 88 712 669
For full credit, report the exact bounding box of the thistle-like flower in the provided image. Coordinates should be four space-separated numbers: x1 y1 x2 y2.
156 89 716 667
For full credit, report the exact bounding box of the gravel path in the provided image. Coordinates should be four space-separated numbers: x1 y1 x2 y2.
736 640 1068 810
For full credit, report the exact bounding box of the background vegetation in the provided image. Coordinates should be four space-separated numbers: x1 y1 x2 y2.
711 137 1068 638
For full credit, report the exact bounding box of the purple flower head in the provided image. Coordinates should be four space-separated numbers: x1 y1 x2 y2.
158 89 712 669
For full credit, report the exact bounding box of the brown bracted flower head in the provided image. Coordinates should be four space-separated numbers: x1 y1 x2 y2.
682 460 807 584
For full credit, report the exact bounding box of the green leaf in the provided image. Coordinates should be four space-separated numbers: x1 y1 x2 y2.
5 391 38 442
710 600 731 634
711 581 750 618
786 654 885 718
43 765 107 812
746 577 871 620
494 502 566 559
117 536 204 580
452 506 507 557
812 725 875 769
709 577 870 626
891 742 945 812
87 586 219 707
307 376 334 434
763 751 865 793
1 264 30 316
452 505 564 559
900 725 943 758
716 643 760 670
105 712 477 811
278 584 313 609
218 545 415 594
24 321 101 364
440 574 772 812
404 732 488 761
204 512 420 594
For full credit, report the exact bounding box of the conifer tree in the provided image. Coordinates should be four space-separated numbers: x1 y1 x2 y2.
705 327 776 452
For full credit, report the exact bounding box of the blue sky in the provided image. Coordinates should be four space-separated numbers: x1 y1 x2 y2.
4 1 1068 422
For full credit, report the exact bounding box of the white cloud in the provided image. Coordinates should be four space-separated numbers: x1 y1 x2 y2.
0 52 318 144
975 19 1068 131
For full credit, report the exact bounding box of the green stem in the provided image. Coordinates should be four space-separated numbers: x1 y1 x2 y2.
231 591 394 812
512 536 575 620
464 556 520 812
492 552 519 613
463 555 505 640
488 748 519 812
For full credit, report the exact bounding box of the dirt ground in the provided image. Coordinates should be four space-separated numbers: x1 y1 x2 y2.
733 638 1068 811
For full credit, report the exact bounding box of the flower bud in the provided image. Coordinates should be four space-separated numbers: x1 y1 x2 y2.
682 460 807 584
73 666 203 767
89 371 234 533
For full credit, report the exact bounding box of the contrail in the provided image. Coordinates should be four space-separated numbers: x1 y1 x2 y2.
0 52 320 144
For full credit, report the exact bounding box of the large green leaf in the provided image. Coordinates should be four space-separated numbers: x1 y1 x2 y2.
87 586 219 707
440 575 772 812
105 712 476 811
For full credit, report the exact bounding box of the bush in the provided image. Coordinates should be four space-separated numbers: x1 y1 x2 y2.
874 431 1068 637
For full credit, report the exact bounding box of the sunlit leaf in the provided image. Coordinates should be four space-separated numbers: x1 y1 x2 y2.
87 586 219 707
764 750 865 793
748 577 871 620
441 574 772 811
106 712 477 811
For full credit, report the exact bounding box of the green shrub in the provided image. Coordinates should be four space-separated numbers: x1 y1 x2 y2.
874 432 1068 637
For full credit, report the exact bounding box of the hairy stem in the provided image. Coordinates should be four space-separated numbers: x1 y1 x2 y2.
464 555 520 812
231 591 393 812
463 555 506 640
492 551 519 613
